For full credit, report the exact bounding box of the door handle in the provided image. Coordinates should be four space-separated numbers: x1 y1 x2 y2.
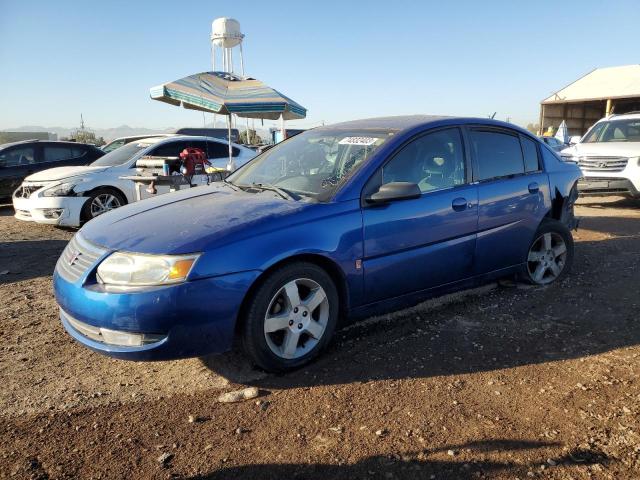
528 182 539 194
451 197 468 211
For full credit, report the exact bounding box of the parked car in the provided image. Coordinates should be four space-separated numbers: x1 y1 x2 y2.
53 116 581 372
174 127 240 143
560 112 640 198
539 136 567 152
13 135 255 226
101 134 169 153
0 140 104 199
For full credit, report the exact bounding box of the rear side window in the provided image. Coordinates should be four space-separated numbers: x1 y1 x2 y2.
207 140 240 158
521 136 540 172
470 130 524 181
43 145 73 163
71 146 88 158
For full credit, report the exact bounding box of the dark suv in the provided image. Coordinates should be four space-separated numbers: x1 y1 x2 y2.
0 140 104 198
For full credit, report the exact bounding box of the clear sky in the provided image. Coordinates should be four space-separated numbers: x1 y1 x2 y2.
1 0 638 131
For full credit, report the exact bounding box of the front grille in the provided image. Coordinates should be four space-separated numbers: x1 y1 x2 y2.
15 183 47 198
56 234 107 283
578 156 628 172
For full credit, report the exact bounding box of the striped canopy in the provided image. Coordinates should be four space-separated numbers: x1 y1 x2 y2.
150 71 306 120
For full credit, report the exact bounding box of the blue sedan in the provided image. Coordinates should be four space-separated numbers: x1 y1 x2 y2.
54 116 582 372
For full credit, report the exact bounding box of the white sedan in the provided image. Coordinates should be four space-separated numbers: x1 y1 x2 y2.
12 135 256 227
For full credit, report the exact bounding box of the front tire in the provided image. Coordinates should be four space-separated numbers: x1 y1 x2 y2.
524 218 574 285
241 262 339 373
81 188 126 223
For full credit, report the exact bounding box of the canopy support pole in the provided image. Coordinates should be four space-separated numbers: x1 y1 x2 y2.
280 114 286 142
227 115 235 171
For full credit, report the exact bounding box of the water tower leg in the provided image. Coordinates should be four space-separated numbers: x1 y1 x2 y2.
239 43 245 77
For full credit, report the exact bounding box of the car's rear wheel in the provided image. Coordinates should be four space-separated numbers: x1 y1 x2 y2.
241 262 339 372
525 218 574 285
81 188 126 222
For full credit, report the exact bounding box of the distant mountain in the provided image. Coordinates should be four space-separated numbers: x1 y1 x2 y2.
2 125 175 141
3 123 276 142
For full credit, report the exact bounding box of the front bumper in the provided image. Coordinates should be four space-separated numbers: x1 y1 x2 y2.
577 159 640 197
12 194 88 226
578 177 640 197
54 268 261 361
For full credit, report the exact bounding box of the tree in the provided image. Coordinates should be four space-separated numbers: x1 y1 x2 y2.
239 129 262 145
526 123 540 135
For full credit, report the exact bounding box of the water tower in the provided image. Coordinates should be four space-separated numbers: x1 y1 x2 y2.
210 17 245 75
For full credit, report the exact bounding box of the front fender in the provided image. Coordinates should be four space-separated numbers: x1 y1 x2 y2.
73 173 136 203
190 199 366 307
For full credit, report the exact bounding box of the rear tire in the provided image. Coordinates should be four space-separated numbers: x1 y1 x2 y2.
81 188 126 223
241 262 339 373
524 218 574 285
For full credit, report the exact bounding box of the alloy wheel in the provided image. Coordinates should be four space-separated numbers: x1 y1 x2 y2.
90 193 121 218
263 278 330 359
527 232 567 285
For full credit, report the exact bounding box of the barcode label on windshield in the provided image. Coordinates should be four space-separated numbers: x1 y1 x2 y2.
338 136 378 146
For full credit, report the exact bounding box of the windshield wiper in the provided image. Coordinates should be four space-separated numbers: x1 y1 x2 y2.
235 182 299 200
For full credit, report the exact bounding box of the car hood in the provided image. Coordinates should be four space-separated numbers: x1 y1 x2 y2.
563 142 640 158
80 184 310 254
26 166 109 182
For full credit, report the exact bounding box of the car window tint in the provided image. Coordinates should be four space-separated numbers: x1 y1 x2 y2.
183 140 208 154
382 128 466 193
148 141 186 157
521 136 540 172
43 145 74 163
470 130 525 180
207 141 240 158
207 141 228 159
0 146 36 167
71 146 87 158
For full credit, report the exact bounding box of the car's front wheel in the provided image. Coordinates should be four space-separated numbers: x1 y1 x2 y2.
81 188 126 222
525 218 574 285
241 262 339 372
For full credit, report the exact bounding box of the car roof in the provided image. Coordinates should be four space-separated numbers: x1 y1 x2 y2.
0 139 97 150
606 112 640 121
318 115 530 136
147 135 250 150
108 134 172 142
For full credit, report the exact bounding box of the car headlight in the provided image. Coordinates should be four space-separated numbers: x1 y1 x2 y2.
96 252 200 286
42 182 76 197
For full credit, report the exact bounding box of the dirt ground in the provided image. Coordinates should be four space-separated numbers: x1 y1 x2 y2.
0 196 639 480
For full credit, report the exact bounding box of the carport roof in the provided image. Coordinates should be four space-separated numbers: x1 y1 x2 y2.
542 64 640 104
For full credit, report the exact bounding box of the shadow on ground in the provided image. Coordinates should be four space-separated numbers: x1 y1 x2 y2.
189 440 608 480
577 196 640 211
202 215 640 390
0 240 69 284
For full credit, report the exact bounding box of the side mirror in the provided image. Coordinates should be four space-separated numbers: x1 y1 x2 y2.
366 182 421 204
569 136 581 145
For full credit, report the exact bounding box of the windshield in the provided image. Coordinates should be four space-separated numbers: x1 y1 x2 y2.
91 141 148 167
583 118 640 143
227 128 393 200
101 139 125 153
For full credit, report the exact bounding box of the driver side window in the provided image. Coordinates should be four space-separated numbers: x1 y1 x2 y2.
382 128 466 193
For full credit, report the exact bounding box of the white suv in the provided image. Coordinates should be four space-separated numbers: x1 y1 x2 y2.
12 135 256 227
560 113 640 198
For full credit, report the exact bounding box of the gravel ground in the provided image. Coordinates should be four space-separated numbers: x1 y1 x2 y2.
0 196 639 479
